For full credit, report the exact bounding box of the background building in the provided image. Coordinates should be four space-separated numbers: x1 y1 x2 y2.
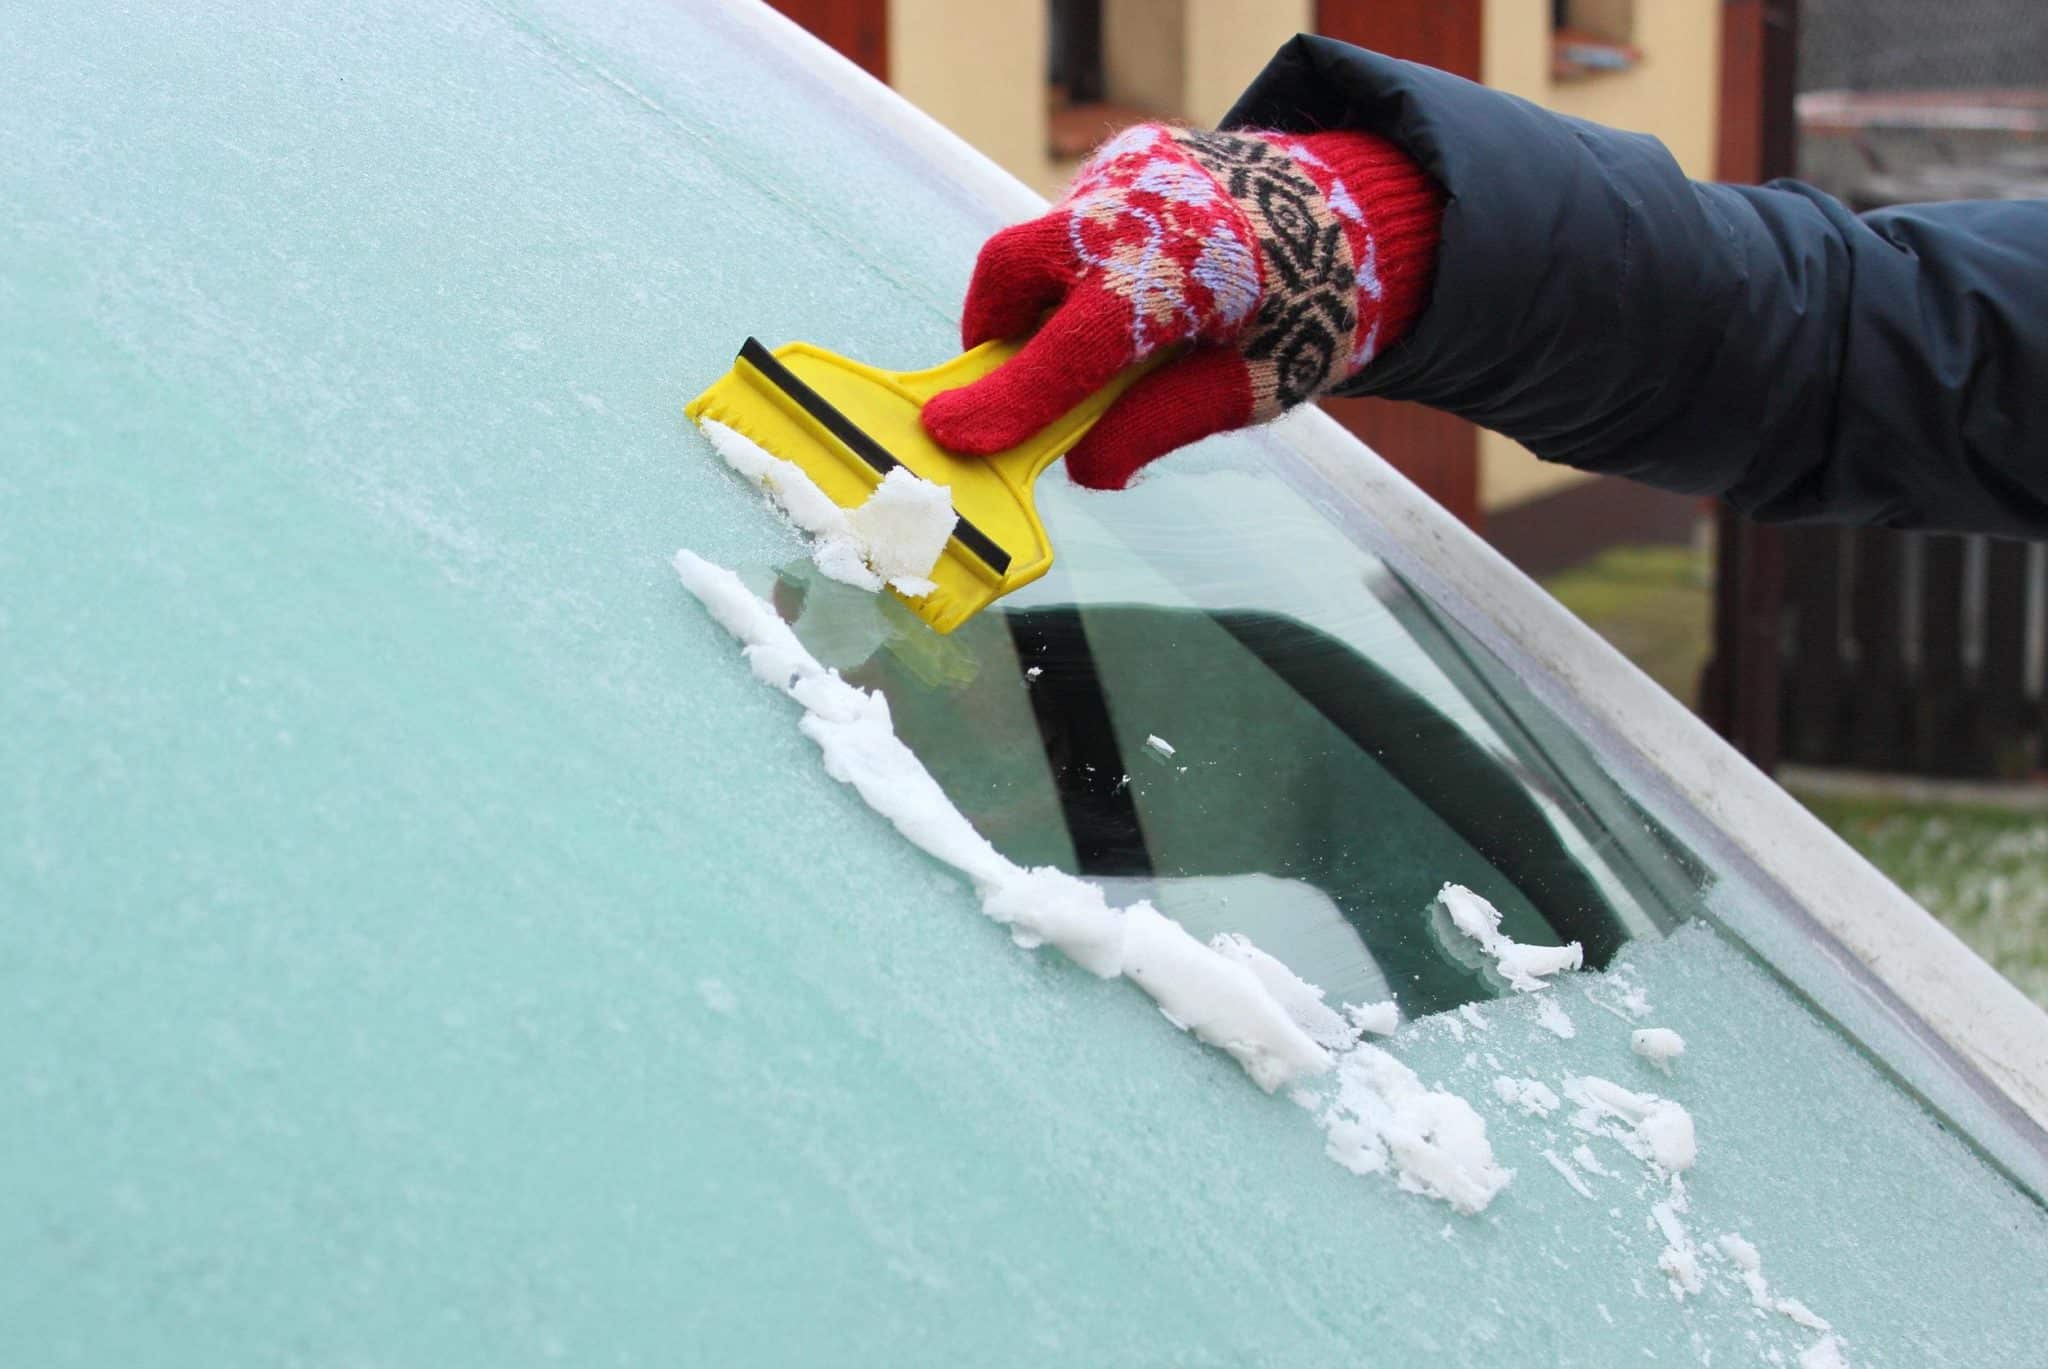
769 0 1728 568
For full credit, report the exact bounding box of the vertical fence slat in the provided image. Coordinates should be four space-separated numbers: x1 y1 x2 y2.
1914 535 1966 774
1979 538 2035 777
1842 528 1910 770
1781 527 1848 763
1778 527 2042 779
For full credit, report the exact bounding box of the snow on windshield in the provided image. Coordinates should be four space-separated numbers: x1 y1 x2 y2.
677 538 1855 1364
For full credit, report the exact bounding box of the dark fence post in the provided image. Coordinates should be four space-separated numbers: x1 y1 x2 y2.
1701 0 1798 770
1703 512 1786 769
1779 526 1844 764
1978 539 2036 776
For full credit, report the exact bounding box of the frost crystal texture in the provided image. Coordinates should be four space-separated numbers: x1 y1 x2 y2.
1534 997 1577 1039
1494 1076 1562 1118
1799 1335 1851 1368
12 0 2048 1357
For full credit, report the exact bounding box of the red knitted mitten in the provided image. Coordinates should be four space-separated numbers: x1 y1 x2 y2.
921 122 1444 489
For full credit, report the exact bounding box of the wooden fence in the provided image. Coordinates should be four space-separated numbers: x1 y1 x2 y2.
1777 527 2048 778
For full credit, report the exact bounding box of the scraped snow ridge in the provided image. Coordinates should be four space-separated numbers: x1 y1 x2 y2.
676 549 1324 1088
1564 1076 1697 1175
1716 1232 1834 1330
676 549 1513 1212
1653 1198 1704 1298
1210 932 1361 1052
1543 1147 1595 1199
1320 1045 1513 1215
700 418 954 597
1436 883 1584 992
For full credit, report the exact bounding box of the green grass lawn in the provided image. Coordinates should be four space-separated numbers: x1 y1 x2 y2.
1542 543 1712 709
1786 792 2048 1010
1536 540 2048 1009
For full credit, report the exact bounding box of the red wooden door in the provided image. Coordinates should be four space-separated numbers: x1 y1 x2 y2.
765 0 889 82
1313 0 1483 529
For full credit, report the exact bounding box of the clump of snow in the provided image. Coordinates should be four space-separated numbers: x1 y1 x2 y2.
1144 733 1176 758
1346 1000 1400 1037
982 865 1128 978
675 549 1331 1092
1653 1199 1704 1299
1631 1026 1686 1071
1209 931 1359 1054
1718 1231 1765 1292
1534 997 1577 1039
1120 908 1332 1091
1715 1232 1833 1330
845 466 955 596
1493 1075 1561 1118
1320 1045 1512 1215
701 418 877 590
1564 1076 1697 1175
1571 1143 1611 1178
699 419 955 597
1436 883 1583 992
676 548 1525 1215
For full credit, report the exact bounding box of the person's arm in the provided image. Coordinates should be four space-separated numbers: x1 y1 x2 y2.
1228 36 2048 539
920 120 1445 490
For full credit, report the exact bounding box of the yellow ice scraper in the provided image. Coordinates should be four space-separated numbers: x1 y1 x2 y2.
685 338 1161 634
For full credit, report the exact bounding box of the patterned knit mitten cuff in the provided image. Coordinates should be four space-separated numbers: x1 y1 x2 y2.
1173 127 1442 420
922 122 1445 490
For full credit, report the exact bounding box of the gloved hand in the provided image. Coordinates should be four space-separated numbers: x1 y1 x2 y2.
921 122 1444 489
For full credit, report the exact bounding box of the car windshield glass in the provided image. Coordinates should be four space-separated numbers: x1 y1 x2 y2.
750 387 2048 1203
780 451 1693 1017
13 1 2048 1362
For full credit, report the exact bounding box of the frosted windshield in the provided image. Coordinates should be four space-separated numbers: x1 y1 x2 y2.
5 0 2046 1364
791 457 1686 1019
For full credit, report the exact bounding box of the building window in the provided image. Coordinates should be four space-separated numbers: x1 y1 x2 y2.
1552 0 1642 81
1047 0 1183 162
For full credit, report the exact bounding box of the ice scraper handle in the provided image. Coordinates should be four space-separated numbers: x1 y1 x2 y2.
920 122 1444 490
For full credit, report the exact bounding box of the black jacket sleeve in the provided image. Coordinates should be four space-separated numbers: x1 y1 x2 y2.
1224 36 2048 539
